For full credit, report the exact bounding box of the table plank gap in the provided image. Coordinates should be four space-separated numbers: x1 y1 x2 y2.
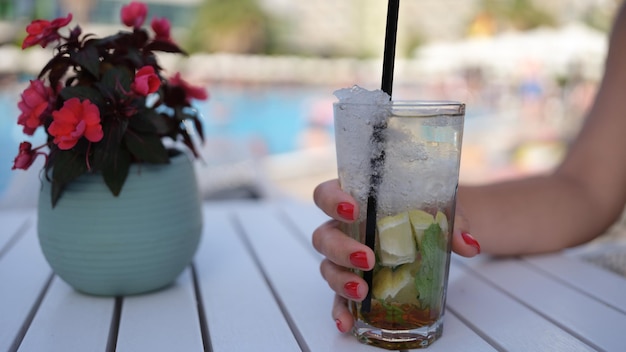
521 258 626 315
231 213 310 352
0 222 54 352
191 263 212 352
18 277 116 352
233 205 402 352
444 305 506 352
0 215 31 260
105 296 123 352
524 252 626 314
115 268 204 352
8 272 54 352
448 258 596 351
275 206 324 261
454 257 610 351
278 200 330 254
196 203 301 352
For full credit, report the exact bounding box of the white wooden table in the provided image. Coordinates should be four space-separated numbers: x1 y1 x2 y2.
1 200 625 352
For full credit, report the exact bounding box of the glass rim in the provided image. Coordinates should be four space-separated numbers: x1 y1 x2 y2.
333 100 464 107
334 100 465 116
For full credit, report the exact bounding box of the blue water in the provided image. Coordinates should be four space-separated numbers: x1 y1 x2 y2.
198 84 332 154
0 82 335 198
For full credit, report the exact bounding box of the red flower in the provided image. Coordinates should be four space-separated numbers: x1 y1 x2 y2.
121 1 148 29
151 17 171 42
48 98 104 150
132 66 160 96
169 73 209 103
22 13 72 49
17 80 54 135
12 142 45 170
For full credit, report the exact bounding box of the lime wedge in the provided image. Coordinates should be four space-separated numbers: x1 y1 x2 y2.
435 211 449 236
408 210 435 246
372 265 414 301
377 212 416 267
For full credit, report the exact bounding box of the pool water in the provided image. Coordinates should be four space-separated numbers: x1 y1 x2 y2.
0 82 336 199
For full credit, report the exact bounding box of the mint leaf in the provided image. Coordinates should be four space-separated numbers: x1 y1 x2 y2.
414 222 446 309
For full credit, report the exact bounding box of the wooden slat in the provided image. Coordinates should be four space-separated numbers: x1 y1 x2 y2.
18 277 114 352
447 258 595 351
5 202 626 351
0 219 52 352
278 199 330 249
461 255 626 351
116 268 204 352
234 203 380 351
0 210 30 254
194 203 301 352
525 252 626 313
429 311 497 351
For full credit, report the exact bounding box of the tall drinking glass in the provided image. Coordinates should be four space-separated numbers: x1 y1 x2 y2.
333 88 465 349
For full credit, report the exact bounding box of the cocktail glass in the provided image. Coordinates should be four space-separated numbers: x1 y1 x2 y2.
333 87 465 349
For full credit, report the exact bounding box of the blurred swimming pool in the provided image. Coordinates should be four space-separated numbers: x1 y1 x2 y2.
0 82 335 199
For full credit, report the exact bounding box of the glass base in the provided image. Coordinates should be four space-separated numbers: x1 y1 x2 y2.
352 316 444 350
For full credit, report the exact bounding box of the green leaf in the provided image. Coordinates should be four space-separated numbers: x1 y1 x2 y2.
50 150 88 207
60 86 104 105
144 40 187 55
128 110 159 134
101 66 132 93
39 56 72 89
71 45 100 77
92 117 128 170
153 112 178 135
414 223 445 308
124 132 169 164
125 47 146 68
190 115 205 142
102 149 131 196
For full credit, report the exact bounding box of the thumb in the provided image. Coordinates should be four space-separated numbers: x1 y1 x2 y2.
451 203 481 257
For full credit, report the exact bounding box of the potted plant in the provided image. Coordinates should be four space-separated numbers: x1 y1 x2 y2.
11 1 208 296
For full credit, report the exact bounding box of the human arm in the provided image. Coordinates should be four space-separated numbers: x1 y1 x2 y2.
459 3 626 256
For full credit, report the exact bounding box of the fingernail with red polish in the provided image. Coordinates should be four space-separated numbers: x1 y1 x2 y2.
349 251 369 269
337 202 355 221
335 319 346 333
462 232 481 254
344 281 360 299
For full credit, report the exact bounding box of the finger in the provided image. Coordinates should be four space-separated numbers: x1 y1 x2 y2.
320 259 368 301
312 219 374 270
332 294 354 333
450 204 481 257
313 179 359 222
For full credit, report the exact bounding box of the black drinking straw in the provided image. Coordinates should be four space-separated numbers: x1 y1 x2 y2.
361 0 400 314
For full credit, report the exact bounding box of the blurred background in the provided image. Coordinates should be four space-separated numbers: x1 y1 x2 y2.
0 0 620 206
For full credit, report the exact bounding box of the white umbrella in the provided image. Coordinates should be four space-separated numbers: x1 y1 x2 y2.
414 23 608 78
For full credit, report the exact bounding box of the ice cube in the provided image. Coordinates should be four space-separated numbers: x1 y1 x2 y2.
333 85 390 104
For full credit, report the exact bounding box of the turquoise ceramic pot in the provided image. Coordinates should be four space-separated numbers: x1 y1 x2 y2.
37 153 203 296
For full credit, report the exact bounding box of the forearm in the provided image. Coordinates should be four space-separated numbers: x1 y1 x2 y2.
458 172 618 256
460 3 626 256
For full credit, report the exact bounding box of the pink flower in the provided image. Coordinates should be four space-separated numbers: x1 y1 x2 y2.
17 80 54 135
151 17 171 42
22 13 72 49
169 73 209 103
12 142 45 170
121 1 148 29
132 66 160 96
48 98 104 150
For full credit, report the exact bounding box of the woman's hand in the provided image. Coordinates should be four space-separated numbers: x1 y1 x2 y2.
312 179 481 333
